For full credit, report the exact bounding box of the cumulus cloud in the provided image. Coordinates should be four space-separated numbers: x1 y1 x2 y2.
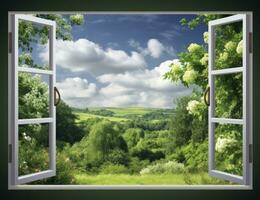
39 39 147 75
57 59 192 108
56 77 97 108
128 38 176 58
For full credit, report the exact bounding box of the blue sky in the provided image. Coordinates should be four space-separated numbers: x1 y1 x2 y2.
38 14 207 108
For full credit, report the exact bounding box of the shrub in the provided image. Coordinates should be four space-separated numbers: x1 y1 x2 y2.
100 163 129 174
140 160 186 175
105 149 129 166
128 157 150 174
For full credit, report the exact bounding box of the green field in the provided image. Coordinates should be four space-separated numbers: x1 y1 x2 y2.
74 173 228 185
75 112 129 122
73 107 171 122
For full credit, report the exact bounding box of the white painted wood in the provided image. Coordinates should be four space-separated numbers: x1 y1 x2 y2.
14 14 55 26
8 184 252 190
17 67 53 75
17 170 55 185
18 118 53 125
211 118 243 125
208 14 252 186
9 14 56 185
211 67 243 75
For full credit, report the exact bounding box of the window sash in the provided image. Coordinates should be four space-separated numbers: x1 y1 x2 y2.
9 14 56 185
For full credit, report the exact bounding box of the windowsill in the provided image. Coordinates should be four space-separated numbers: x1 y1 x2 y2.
9 184 253 190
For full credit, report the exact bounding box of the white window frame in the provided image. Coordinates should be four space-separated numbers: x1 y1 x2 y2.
8 11 253 190
208 14 253 185
8 14 56 185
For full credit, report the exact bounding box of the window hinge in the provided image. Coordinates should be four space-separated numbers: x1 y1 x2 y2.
8 32 12 54
249 32 253 53
8 144 12 163
249 144 253 163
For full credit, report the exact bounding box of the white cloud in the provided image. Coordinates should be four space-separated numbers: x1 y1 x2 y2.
39 39 147 75
56 77 97 108
147 39 164 58
57 59 192 108
128 38 176 58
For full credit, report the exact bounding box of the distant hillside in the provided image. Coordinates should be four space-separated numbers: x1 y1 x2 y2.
72 107 175 122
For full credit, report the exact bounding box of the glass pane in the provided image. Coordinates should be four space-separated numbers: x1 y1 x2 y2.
18 72 50 119
18 19 50 70
19 123 49 176
214 72 242 119
214 123 243 176
214 21 243 70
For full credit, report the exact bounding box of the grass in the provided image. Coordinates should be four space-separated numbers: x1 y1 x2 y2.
74 107 162 122
74 112 129 122
74 173 229 185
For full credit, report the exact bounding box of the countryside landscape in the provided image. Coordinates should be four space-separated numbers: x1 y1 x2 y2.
18 14 243 185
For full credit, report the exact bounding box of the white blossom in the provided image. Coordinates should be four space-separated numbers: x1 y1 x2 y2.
203 32 209 43
225 41 237 51
236 40 243 55
183 69 197 84
200 53 208 66
215 137 236 153
186 100 200 114
187 43 201 53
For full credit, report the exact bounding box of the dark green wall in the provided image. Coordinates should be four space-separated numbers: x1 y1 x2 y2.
0 0 259 199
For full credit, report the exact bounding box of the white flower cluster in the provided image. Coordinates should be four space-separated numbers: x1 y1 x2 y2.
140 167 151 175
183 69 197 84
187 43 202 53
224 41 237 52
215 137 236 153
236 40 243 55
186 100 200 114
22 132 31 142
171 61 183 76
200 53 208 66
203 32 209 43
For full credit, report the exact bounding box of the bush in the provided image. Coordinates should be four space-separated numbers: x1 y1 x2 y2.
100 163 129 174
42 151 76 184
140 161 186 175
105 149 129 166
128 157 150 174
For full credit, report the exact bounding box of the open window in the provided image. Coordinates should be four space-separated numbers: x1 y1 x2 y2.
8 14 57 185
208 14 252 185
8 13 252 188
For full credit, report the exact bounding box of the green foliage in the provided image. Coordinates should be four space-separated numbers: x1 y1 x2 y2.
100 163 129 174
140 161 186 175
56 101 84 144
87 120 128 159
86 108 115 117
123 128 144 149
19 73 48 119
169 96 193 148
19 135 48 176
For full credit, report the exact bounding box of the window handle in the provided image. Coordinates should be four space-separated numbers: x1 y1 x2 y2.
204 86 210 106
54 86 61 106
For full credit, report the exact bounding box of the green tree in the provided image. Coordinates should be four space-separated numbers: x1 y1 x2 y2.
87 120 128 161
56 100 84 144
123 128 144 149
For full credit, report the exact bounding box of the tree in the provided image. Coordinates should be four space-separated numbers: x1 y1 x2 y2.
123 128 144 149
165 14 243 174
87 120 128 161
56 100 84 144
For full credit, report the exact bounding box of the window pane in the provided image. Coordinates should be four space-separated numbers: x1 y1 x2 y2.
214 123 243 176
18 72 50 119
214 21 243 70
214 72 242 119
18 19 50 70
19 123 49 176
